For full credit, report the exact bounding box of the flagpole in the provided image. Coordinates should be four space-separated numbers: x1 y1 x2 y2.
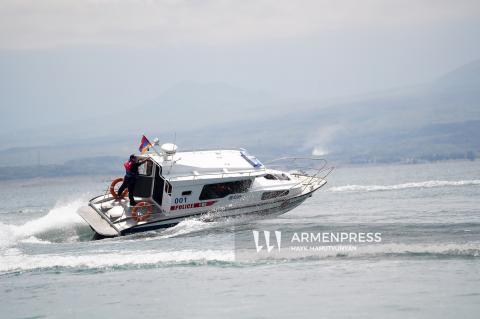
142 134 163 158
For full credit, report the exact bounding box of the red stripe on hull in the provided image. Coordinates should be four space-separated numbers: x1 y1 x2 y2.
170 200 217 211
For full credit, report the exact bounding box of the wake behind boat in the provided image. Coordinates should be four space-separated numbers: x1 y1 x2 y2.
77 141 332 238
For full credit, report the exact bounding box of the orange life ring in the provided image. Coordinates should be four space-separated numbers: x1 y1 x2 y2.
110 178 128 199
132 201 153 222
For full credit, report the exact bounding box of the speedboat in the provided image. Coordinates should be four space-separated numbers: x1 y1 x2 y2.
77 143 332 238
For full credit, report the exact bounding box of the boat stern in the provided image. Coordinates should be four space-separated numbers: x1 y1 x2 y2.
77 205 120 237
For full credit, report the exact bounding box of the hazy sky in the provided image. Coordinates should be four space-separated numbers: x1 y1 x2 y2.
1 0 479 50
1 0 480 142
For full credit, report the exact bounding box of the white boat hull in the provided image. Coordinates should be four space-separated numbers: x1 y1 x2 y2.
76 148 331 238
121 188 315 235
78 184 322 238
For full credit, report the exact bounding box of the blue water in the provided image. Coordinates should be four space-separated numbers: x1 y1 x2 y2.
0 161 479 318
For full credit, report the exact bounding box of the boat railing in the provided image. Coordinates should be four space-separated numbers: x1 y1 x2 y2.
146 148 243 157
174 147 243 153
264 156 334 191
166 167 268 181
162 156 333 186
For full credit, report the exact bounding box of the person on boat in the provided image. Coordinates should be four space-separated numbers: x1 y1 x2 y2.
117 155 148 206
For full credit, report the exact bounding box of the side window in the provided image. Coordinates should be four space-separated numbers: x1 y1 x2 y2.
264 173 290 181
200 180 252 200
139 160 153 176
264 174 277 180
275 173 290 181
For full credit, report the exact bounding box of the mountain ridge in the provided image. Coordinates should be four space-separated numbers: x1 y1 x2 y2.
1 58 479 168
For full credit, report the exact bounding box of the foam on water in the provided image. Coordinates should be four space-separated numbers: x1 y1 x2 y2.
1 242 478 273
276 242 480 258
0 200 86 249
329 179 480 192
158 218 215 238
153 213 263 239
0 248 235 273
19 236 53 245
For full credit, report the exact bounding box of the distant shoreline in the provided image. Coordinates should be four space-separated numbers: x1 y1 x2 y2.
0 158 476 182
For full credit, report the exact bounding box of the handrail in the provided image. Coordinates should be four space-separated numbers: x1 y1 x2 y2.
264 156 327 164
176 148 243 153
110 153 333 194
166 167 267 181
266 157 327 176
264 156 327 170
263 156 334 192
144 148 243 157
147 154 333 184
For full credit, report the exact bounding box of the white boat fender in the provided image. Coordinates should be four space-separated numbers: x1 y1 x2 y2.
108 206 124 219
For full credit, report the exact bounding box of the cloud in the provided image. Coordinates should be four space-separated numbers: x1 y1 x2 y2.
0 0 479 49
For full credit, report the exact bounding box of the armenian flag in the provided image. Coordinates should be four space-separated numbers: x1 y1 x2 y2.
138 135 152 154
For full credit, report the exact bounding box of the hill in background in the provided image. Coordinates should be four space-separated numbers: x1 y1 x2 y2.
0 59 479 178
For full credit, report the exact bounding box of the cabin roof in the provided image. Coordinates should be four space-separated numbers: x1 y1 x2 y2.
146 149 265 180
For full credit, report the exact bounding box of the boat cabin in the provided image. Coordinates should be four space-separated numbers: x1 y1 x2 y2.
129 148 266 214
79 144 329 238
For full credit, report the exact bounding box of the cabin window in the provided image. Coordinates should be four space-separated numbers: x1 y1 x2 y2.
182 190 192 196
264 173 290 181
139 160 153 176
165 181 172 194
277 174 290 181
199 180 252 200
261 190 289 200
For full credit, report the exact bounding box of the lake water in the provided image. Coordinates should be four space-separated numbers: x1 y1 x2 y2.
0 160 479 318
